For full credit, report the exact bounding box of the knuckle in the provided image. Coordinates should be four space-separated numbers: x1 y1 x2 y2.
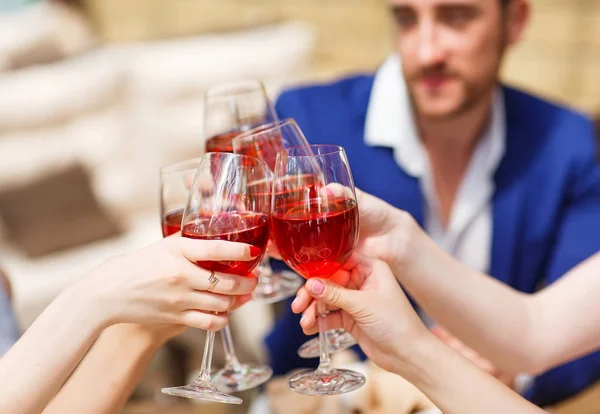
167 235 183 251
165 273 186 287
204 315 226 331
203 317 215 331
167 294 185 309
225 276 241 292
209 242 223 258
248 276 258 290
328 286 341 306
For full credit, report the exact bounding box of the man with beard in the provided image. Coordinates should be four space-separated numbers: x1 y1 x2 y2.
266 0 600 407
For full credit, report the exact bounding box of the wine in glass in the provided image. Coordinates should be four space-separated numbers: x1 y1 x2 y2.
160 158 201 238
232 118 313 302
233 120 358 358
203 80 303 303
161 153 272 402
270 144 366 395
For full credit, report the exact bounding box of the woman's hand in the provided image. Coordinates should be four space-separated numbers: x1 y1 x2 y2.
292 255 429 373
73 235 260 332
354 189 424 271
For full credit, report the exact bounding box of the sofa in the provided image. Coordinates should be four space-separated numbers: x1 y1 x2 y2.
0 2 316 366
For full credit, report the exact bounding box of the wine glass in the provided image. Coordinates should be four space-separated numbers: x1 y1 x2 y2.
232 119 310 302
233 120 358 358
160 157 274 394
203 80 303 304
161 156 274 394
271 144 366 395
161 153 272 403
160 158 201 238
202 81 289 393
204 79 276 153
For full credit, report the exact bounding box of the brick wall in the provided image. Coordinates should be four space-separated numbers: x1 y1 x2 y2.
278 0 600 113
84 0 599 113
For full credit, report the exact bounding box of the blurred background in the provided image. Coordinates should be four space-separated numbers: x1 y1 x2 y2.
0 0 598 413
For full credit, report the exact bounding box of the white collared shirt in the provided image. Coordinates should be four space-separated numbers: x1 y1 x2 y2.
364 54 506 276
362 58 534 390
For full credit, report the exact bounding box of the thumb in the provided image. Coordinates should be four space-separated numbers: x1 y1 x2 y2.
305 279 359 315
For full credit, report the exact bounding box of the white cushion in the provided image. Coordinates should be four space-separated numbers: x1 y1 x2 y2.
0 49 126 133
124 21 315 101
0 106 124 191
0 2 94 72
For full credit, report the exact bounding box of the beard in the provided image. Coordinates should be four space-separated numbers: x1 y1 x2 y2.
405 63 496 121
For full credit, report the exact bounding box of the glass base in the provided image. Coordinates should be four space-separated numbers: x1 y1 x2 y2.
298 329 357 359
162 380 242 404
213 363 273 393
253 270 303 304
288 368 366 396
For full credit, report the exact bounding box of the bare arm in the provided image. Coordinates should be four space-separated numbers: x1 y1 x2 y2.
42 324 183 414
0 286 106 414
295 257 545 414
0 237 258 414
398 333 546 414
353 189 600 375
389 213 600 375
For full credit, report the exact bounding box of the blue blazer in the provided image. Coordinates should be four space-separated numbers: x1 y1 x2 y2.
265 75 600 407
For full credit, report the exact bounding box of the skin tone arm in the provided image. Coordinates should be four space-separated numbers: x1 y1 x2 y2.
0 236 259 414
322 189 600 375
42 324 186 414
294 256 545 414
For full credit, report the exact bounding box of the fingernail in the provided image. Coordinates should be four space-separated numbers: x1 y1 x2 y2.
300 314 306 324
249 246 262 257
311 280 324 295
291 297 299 308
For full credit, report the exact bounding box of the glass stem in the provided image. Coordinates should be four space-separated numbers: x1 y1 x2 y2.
220 324 241 368
194 329 216 384
316 301 334 375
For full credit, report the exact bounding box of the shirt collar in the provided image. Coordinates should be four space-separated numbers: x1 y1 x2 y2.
364 54 506 179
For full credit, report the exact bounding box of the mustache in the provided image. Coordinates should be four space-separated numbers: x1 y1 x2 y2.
408 64 457 81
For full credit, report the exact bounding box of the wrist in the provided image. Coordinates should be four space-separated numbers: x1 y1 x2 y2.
125 323 186 344
102 324 177 351
390 329 443 386
387 209 422 273
62 274 114 332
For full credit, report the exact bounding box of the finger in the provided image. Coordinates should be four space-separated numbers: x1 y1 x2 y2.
328 269 351 287
184 170 197 191
304 278 359 315
291 287 313 314
301 310 345 336
230 294 253 311
179 310 229 331
319 183 354 199
190 169 215 193
178 238 261 262
340 253 371 273
299 300 318 330
431 325 453 343
184 263 258 295
184 291 237 313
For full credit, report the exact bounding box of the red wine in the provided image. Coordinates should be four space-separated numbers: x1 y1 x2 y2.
182 212 269 276
205 130 241 153
162 209 184 237
270 197 358 279
234 132 283 171
273 174 319 203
